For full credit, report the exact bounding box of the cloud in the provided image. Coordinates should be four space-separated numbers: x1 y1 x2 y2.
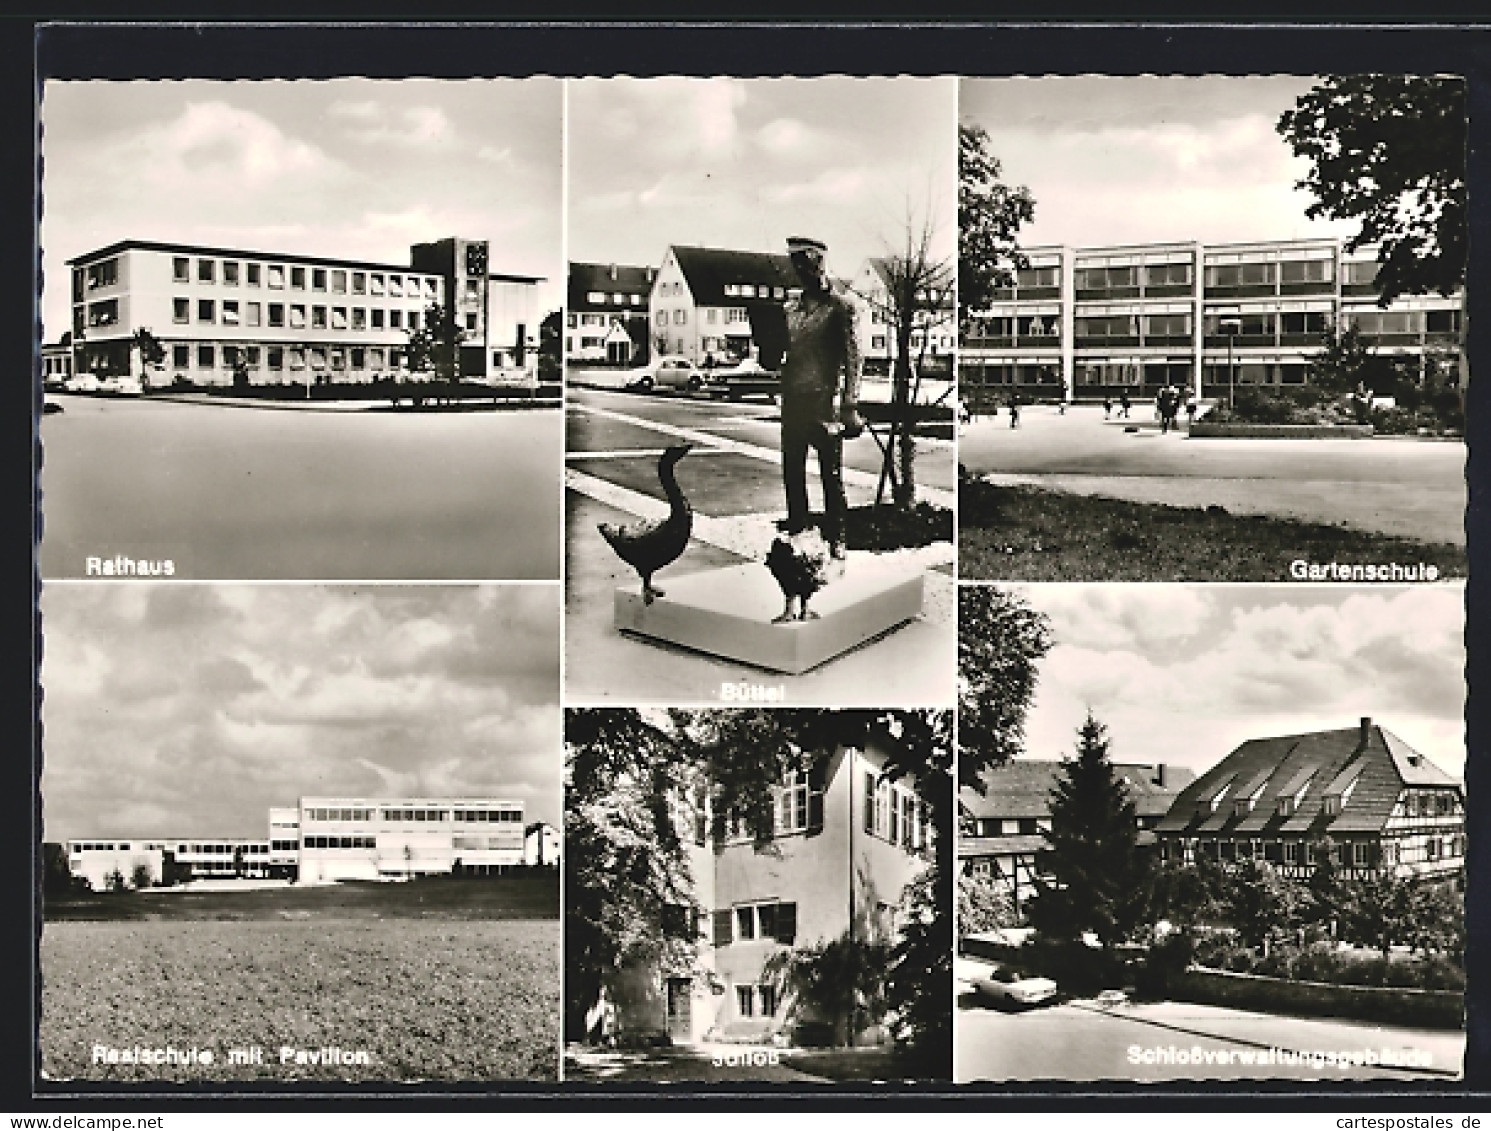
331 101 458 149
1017 586 1465 778
39 585 562 838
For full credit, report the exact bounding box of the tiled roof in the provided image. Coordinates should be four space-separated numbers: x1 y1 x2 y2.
959 834 1047 858
568 262 657 309
960 761 1195 822
669 245 798 308
1155 723 1461 838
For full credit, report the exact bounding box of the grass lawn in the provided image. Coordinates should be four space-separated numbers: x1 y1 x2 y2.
42 919 559 1082
959 480 1467 582
44 871 560 923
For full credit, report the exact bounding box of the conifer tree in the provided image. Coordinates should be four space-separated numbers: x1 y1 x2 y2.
1026 713 1148 949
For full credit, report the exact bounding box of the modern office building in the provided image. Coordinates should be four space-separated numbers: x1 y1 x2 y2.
65 795 530 888
1154 719 1465 882
64 237 543 388
565 261 656 366
607 734 937 1046
961 238 1465 402
958 761 1195 919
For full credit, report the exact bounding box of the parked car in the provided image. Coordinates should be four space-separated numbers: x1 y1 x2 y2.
63 373 102 394
571 366 640 391
628 355 704 393
705 356 780 401
100 375 144 396
967 963 1059 1010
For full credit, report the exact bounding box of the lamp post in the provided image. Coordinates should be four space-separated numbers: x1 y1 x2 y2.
1219 315 1242 409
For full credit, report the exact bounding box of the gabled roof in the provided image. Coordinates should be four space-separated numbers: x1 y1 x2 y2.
667 245 798 307
568 262 657 308
1155 722 1461 838
960 760 1196 822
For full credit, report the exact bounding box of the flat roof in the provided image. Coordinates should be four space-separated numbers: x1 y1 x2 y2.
68 239 437 275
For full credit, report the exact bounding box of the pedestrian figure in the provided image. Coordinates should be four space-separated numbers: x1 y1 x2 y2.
1008 389 1021 429
1158 384 1179 434
1103 394 1113 420
1185 393 1198 429
1119 391 1131 419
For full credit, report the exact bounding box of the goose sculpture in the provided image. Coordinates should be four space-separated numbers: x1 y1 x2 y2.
598 444 694 605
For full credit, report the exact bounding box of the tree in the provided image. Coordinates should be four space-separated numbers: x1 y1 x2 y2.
1339 871 1417 957
104 868 127 893
537 309 562 384
405 303 469 404
958 123 1035 330
767 931 893 1048
1025 714 1149 950
132 327 165 386
1278 76 1466 305
1148 857 1228 932
1225 860 1303 951
957 586 1053 790
856 213 955 510
130 864 154 891
957 867 1016 935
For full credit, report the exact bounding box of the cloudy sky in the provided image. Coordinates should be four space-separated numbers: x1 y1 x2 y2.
39 79 563 338
1004 585 1466 781
568 77 956 277
960 76 1360 249
41 584 562 840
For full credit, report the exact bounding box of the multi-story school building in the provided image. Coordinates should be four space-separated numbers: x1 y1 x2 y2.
64 795 533 889
961 238 1465 402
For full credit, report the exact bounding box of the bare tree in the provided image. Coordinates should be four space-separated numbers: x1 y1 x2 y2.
854 209 954 510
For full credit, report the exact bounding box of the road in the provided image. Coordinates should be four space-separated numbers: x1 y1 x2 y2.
956 995 1465 1083
40 394 562 580
564 386 955 705
959 403 1466 546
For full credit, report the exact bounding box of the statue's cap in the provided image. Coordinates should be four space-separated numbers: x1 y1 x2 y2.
786 236 828 256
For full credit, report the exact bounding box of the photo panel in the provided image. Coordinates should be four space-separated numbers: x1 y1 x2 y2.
956 75 1467 583
563 77 958 706
955 583 1467 1084
39 78 564 582
39 582 563 1083
564 707 952 1083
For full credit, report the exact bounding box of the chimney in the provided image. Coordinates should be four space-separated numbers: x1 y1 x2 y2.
1153 764 1166 788
1360 716 1372 746
609 263 617 281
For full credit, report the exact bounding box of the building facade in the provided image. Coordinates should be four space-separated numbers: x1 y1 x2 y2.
610 737 936 1046
565 262 656 366
961 239 1465 403
1154 719 1466 882
958 761 1194 919
648 245 801 366
66 795 530 888
848 257 957 379
524 821 562 867
65 238 542 388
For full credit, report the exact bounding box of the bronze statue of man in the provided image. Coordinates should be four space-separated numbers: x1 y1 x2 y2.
751 236 864 555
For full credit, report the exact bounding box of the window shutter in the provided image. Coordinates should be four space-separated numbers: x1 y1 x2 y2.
807 763 825 835
775 902 797 946
712 910 733 948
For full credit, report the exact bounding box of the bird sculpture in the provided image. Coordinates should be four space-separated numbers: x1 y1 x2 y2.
598 444 694 605
766 527 839 623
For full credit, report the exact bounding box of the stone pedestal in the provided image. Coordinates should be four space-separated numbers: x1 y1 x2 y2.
613 556 925 675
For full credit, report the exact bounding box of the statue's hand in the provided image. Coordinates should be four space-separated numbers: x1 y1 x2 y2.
839 405 865 440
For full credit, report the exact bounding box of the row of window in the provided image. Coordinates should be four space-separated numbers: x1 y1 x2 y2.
170 256 439 300
171 344 404 372
1398 790 1460 818
583 290 645 307
306 806 523 823
174 299 441 332
304 836 378 850
712 900 798 947
1163 834 1466 867
73 841 270 855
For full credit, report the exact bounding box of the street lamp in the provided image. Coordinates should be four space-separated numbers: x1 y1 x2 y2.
1219 315 1243 409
